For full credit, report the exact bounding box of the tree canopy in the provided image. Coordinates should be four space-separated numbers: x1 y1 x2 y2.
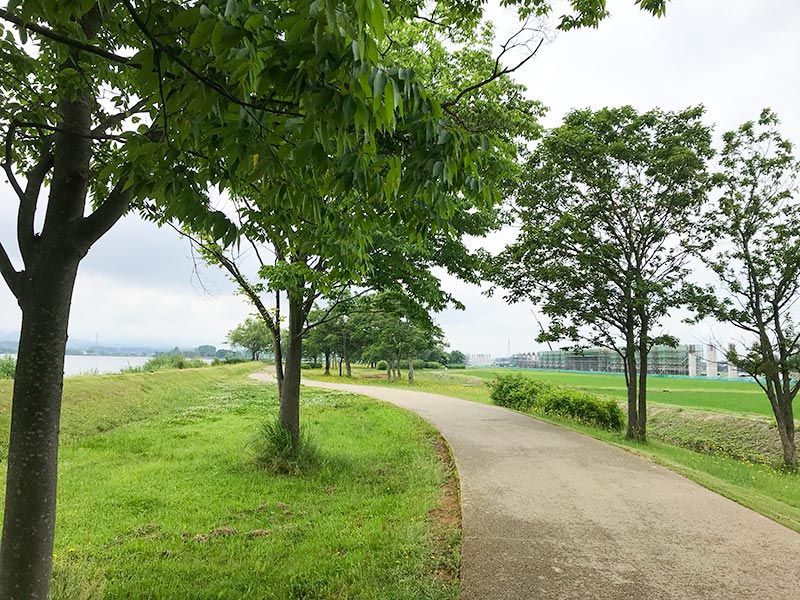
0 1 671 596
691 109 800 469
489 105 712 441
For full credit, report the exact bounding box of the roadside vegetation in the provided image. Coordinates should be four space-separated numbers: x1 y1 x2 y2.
0 364 459 598
305 366 800 532
121 353 209 373
0 356 14 380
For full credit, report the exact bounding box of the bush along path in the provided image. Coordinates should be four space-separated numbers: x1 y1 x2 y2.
281 375 800 600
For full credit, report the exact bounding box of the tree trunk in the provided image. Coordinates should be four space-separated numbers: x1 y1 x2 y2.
408 357 414 383
636 321 649 443
279 298 304 446
0 258 80 599
342 330 351 377
774 394 797 469
386 358 393 381
271 330 284 397
636 345 648 443
324 351 331 376
624 338 639 441
338 356 343 377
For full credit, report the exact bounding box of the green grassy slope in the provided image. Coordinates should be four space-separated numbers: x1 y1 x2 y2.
1 365 458 599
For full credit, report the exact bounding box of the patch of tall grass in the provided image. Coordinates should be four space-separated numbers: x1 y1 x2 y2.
123 353 207 372
252 418 318 475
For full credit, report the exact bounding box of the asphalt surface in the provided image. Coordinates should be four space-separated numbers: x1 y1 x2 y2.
252 374 800 599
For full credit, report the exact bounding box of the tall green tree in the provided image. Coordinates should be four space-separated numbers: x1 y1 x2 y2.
228 317 272 361
692 109 800 469
0 1 668 595
490 106 712 441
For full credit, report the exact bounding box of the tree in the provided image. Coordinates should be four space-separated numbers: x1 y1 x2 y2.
0 1 470 594
228 318 272 361
490 106 712 441
197 345 217 357
0 1 668 595
692 109 800 469
447 350 466 366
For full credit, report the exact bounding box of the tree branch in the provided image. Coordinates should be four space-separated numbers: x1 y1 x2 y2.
443 35 543 109
0 8 132 65
92 98 151 134
78 178 133 248
0 240 21 300
17 147 53 264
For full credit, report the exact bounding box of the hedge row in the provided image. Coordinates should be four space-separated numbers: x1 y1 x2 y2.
489 374 624 431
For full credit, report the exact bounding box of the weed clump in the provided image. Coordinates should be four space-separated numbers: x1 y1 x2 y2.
253 418 317 475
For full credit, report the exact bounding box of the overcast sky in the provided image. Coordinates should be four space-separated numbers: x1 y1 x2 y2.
1 0 799 355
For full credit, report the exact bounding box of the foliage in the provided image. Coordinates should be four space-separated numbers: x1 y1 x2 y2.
227 318 272 361
446 351 466 366
252 417 318 475
691 109 800 469
0 0 670 594
539 389 625 430
490 374 624 430
210 356 247 366
0 356 15 379
446 363 466 369
489 374 555 410
377 360 388 371
124 354 207 372
490 105 713 441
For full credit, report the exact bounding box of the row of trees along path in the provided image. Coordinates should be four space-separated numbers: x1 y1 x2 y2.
490 107 800 469
0 1 668 597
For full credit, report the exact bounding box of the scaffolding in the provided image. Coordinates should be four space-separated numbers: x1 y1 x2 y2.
505 344 723 377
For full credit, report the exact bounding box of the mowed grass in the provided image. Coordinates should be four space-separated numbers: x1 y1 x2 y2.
305 366 800 533
0 365 459 599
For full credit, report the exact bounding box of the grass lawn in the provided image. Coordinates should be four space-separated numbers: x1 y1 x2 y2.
0 364 459 599
304 366 800 534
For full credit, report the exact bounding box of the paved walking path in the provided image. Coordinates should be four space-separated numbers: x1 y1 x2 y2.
252 374 800 599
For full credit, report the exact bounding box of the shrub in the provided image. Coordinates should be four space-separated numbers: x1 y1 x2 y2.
142 354 207 371
447 363 466 369
124 354 207 372
489 375 555 411
376 360 388 371
211 357 247 366
0 355 15 379
424 361 443 369
540 389 624 431
253 418 317 475
412 359 426 370
300 362 312 370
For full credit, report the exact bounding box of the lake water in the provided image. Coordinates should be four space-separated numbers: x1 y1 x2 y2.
1 354 151 377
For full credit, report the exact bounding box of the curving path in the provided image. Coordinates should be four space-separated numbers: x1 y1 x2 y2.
251 374 800 599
